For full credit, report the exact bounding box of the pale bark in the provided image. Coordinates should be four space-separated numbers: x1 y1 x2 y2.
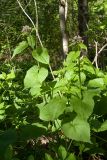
59 0 68 58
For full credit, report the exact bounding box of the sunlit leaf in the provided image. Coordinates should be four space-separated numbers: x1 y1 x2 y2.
71 91 94 120
12 41 28 58
39 96 67 121
88 78 104 88
32 47 49 64
62 116 90 142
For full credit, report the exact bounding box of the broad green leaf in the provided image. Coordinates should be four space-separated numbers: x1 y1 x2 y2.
64 51 80 66
54 78 68 92
71 91 94 120
4 145 13 160
39 96 67 121
12 41 28 58
66 153 76 160
38 67 48 83
82 57 95 75
58 145 67 160
65 70 74 81
27 35 35 49
30 86 41 96
27 155 35 160
96 69 104 78
88 78 104 88
45 153 53 160
24 65 40 88
32 47 49 64
24 65 48 95
62 116 90 142
98 120 107 132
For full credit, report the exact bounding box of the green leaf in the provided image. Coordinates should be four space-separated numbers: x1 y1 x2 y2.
0 103 4 110
19 125 46 141
0 129 17 156
27 155 35 160
4 145 13 160
80 72 86 83
62 116 90 142
30 86 41 96
0 72 6 80
12 41 28 58
24 65 40 88
94 96 107 115
79 43 87 50
0 103 5 120
38 67 48 83
64 51 80 66
58 145 67 160
39 96 67 121
32 47 49 64
71 91 94 120
45 153 53 160
6 69 15 80
65 153 76 160
27 35 35 49
98 120 107 132
24 65 48 96
88 78 104 88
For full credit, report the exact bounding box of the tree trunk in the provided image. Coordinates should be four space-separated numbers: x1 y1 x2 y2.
59 0 68 59
78 0 89 47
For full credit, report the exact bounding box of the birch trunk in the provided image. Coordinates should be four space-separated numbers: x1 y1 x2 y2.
59 0 68 59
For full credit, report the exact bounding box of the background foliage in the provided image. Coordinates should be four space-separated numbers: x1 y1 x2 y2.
0 0 107 159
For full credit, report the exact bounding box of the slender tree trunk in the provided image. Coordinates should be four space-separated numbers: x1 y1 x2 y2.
78 0 89 47
59 0 68 59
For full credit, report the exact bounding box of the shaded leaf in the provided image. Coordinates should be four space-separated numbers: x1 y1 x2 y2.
45 153 53 160
66 153 76 160
98 120 107 132
19 125 46 141
27 155 35 160
27 35 35 49
4 145 13 160
58 145 67 160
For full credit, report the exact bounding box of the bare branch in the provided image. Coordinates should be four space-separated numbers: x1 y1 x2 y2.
92 43 107 66
16 0 43 47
